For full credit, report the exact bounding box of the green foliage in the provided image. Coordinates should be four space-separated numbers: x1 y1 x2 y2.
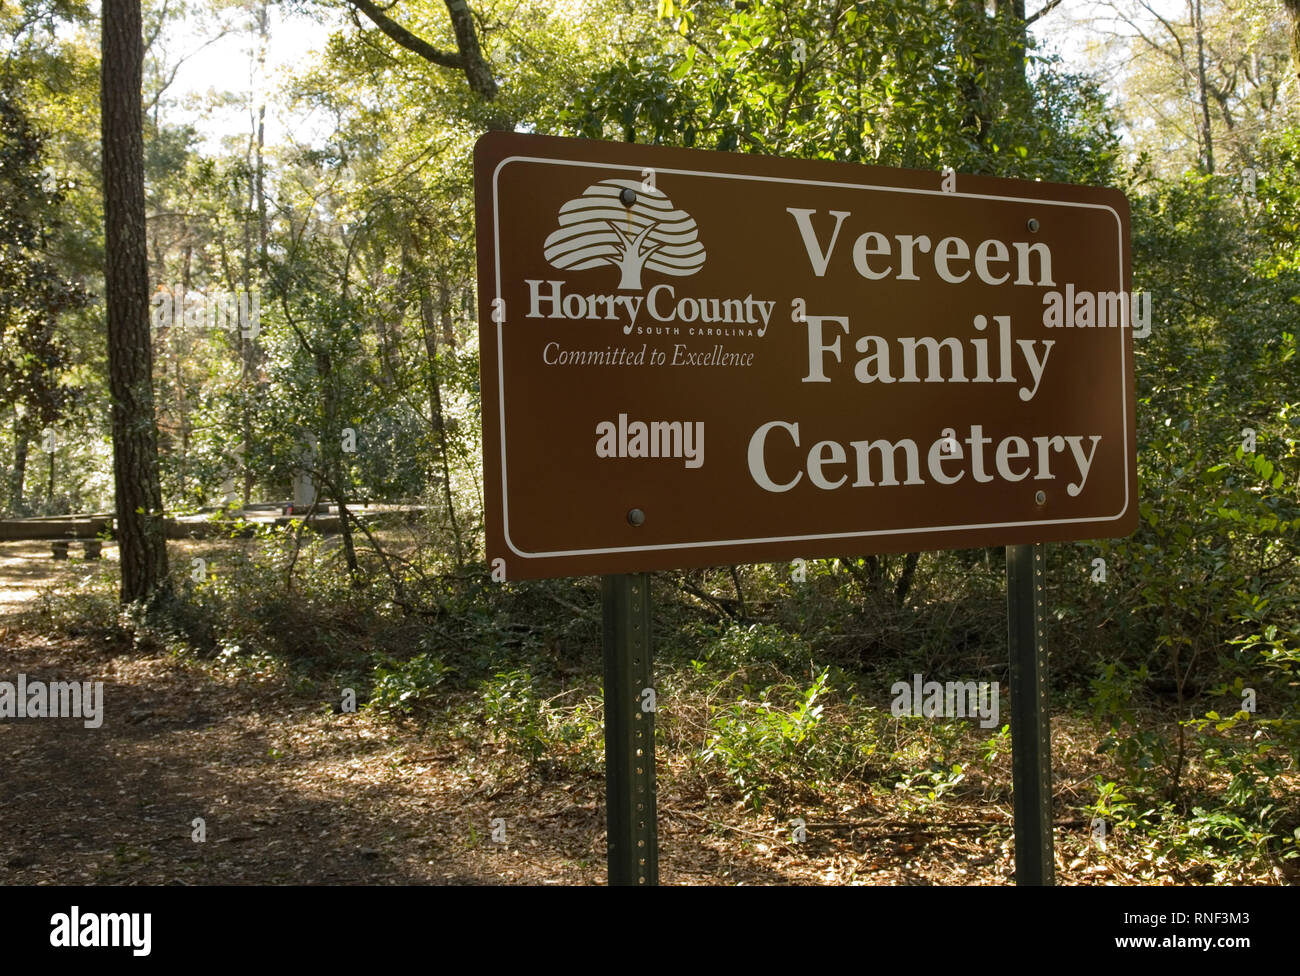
701 668 829 810
894 762 965 815
368 652 453 715
473 668 604 773
704 621 813 670
556 0 1119 185
0 83 89 510
1091 778 1139 832
481 669 549 764
7 0 1299 883
980 723 1011 768
1053 154 1300 869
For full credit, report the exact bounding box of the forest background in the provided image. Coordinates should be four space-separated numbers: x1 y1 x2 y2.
2 0 1299 883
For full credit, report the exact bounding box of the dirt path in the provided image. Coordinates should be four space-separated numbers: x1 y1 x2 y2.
0 542 1149 886
0 540 110 615
0 613 1033 885
0 618 614 884
0 542 638 885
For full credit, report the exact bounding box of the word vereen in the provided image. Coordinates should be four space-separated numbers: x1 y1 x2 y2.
787 208 1054 285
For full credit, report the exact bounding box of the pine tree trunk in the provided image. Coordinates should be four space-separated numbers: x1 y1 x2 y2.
102 0 171 605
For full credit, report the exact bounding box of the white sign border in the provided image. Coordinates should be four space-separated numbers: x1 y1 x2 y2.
490 154 1132 562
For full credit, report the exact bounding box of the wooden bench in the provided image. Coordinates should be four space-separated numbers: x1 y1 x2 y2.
0 516 110 541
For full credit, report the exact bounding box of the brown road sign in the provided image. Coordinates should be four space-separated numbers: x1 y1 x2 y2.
474 132 1138 580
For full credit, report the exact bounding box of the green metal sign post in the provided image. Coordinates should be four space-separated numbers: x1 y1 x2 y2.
602 573 658 886
599 552 1056 887
1006 543 1055 885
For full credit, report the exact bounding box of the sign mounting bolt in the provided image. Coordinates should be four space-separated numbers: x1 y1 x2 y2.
1034 490 1047 505
619 187 637 206
628 508 646 526
1027 218 1040 232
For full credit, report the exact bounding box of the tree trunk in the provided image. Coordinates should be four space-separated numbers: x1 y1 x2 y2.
1193 0 1215 173
996 0 1028 82
102 0 171 605
894 551 920 607
442 283 457 348
1285 1 1300 91
310 344 360 581
335 487 361 581
239 2 269 508
175 321 188 500
956 0 993 150
420 280 465 567
9 419 28 513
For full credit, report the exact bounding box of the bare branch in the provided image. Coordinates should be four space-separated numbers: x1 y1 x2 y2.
145 26 232 115
342 0 465 71
1026 0 1066 27
341 0 508 127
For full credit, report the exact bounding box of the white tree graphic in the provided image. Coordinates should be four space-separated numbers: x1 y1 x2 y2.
544 178 706 290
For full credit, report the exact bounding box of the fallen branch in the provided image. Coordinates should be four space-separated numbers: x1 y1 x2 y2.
662 805 804 855
677 576 738 622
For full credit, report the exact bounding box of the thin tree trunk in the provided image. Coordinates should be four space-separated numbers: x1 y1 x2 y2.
102 0 171 605
241 2 269 508
255 2 268 269
1193 0 1215 173
9 419 28 513
336 490 361 582
175 324 188 500
174 245 191 498
442 281 456 348
956 0 992 149
1285 1 1300 92
894 551 920 607
996 0 1028 80
728 565 748 620
419 281 465 567
310 342 360 581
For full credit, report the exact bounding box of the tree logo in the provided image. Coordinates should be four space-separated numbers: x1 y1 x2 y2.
544 178 706 290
